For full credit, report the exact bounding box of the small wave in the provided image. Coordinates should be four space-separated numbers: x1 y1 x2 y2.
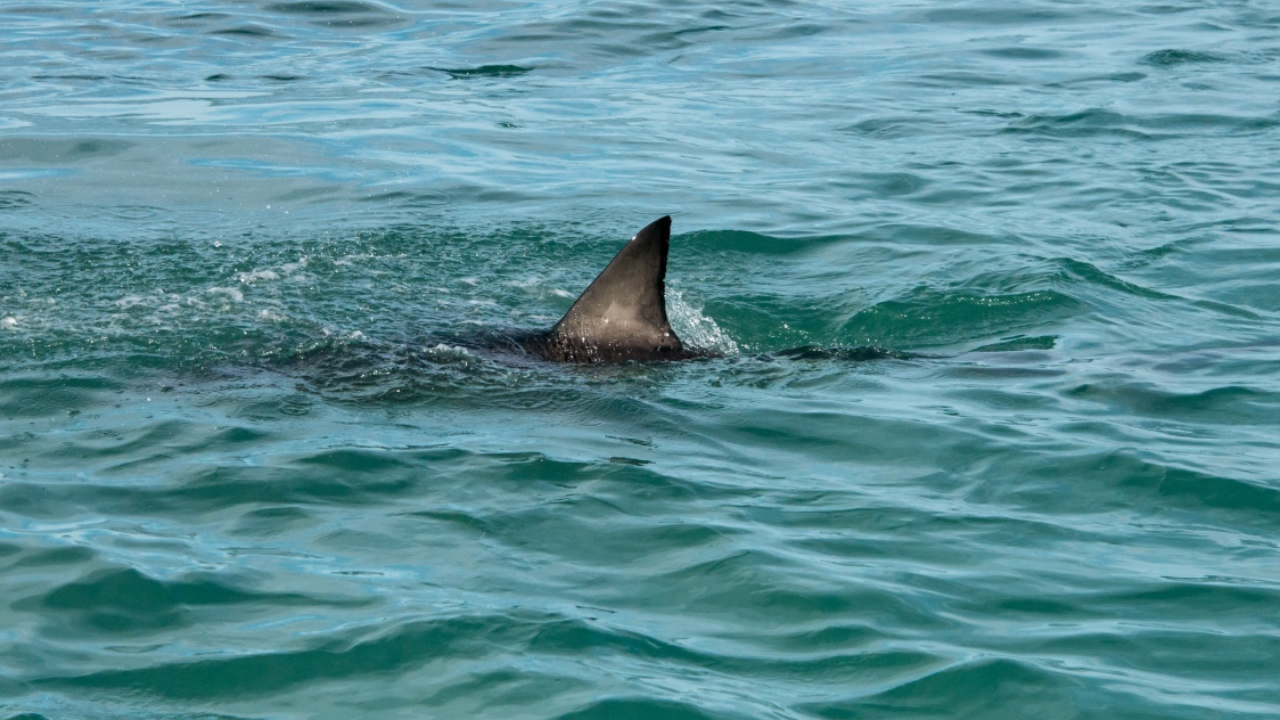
0 376 123 419
268 0 388 13
680 229 811 255
1019 449 1280 519
1065 382 1277 426
18 562 370 638
1142 49 1228 67
0 190 35 210
1003 109 1151 140
430 65 533 80
838 288 1082 350
209 25 278 38
803 657 1077 719
972 335 1057 352
1004 107 1278 140
265 1 407 28
37 612 552 699
555 698 729 720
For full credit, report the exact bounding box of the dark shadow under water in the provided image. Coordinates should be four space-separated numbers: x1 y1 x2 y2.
257 329 917 404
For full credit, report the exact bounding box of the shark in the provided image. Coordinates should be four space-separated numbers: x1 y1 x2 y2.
525 215 707 363
273 215 904 381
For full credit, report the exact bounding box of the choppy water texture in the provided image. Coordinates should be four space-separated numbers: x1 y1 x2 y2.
3 1 1280 718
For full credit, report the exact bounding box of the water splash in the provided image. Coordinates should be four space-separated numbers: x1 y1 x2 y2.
667 288 739 356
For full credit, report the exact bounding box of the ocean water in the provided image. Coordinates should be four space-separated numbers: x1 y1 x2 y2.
3 0 1280 718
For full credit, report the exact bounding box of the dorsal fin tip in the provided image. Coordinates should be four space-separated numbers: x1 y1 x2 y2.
543 216 684 362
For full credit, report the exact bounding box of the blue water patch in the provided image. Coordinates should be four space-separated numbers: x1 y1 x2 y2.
2 1 1280 719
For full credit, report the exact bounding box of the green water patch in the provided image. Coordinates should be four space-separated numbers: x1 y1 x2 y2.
0 376 124 419
0 138 134 164
0 191 35 211
681 229 824 256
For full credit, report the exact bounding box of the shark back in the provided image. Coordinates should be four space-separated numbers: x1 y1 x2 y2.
542 216 687 362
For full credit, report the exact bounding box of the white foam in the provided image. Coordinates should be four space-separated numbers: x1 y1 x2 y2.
334 252 376 267
426 343 476 362
237 269 280 284
114 295 147 309
508 275 543 288
279 257 309 275
207 286 244 303
667 289 739 355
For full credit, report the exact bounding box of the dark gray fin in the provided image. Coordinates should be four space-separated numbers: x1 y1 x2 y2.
543 216 685 363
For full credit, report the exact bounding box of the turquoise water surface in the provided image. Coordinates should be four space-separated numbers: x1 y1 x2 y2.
3 1 1280 718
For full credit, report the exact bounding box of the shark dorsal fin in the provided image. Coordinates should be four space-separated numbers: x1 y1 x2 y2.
544 216 684 362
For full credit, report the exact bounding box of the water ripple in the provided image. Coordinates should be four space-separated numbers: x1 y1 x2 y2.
4 0 1280 717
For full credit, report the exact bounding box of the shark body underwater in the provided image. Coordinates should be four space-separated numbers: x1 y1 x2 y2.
281 215 904 376
521 215 708 363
